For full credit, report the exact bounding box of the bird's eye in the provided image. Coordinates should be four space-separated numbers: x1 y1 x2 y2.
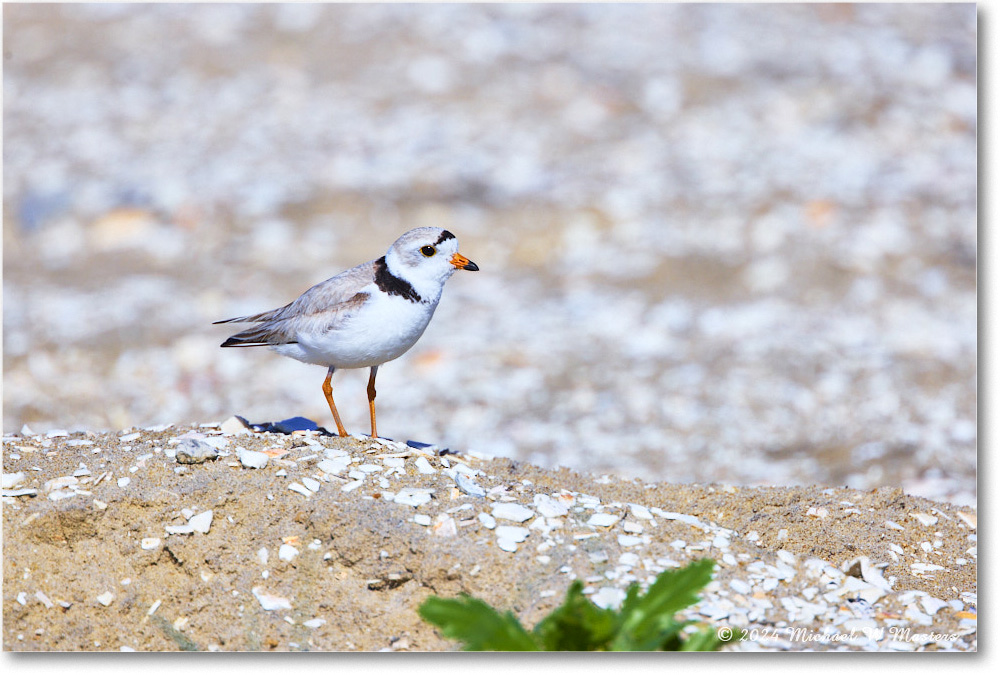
420 245 436 257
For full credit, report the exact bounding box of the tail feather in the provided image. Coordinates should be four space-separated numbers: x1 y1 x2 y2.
220 336 266 348
219 323 297 348
215 303 296 346
213 306 287 325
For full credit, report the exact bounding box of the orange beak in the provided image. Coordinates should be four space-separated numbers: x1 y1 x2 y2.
450 252 479 271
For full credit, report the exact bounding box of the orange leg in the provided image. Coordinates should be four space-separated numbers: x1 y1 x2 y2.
322 367 348 437
367 366 379 439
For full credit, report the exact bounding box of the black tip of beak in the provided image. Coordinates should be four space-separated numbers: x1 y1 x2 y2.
464 261 480 271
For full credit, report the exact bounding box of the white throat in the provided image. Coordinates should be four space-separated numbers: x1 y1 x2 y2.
383 247 452 304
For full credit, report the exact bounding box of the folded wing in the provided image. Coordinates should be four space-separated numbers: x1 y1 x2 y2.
215 261 375 347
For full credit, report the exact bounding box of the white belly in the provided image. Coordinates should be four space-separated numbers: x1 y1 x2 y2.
272 295 437 369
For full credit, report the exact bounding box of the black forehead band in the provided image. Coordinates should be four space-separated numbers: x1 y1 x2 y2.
434 230 456 245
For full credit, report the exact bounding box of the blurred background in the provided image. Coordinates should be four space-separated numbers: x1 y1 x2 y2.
3 3 976 505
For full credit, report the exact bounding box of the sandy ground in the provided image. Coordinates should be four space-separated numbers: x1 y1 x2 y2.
3 3 978 505
2 423 977 652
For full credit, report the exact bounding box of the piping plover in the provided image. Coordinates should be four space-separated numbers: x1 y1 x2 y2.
215 227 479 437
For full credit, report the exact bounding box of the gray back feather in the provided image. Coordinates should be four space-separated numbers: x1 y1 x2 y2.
218 261 376 347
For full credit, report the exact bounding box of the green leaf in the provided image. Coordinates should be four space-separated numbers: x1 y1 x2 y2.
614 617 690 651
419 594 539 651
613 558 716 650
419 559 723 652
679 626 723 652
618 583 643 619
532 580 619 650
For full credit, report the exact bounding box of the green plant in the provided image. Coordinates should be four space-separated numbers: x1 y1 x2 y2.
419 558 725 651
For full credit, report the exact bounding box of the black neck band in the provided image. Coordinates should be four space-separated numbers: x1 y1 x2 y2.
374 256 423 303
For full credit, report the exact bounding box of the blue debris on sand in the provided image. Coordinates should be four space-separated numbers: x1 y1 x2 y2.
242 418 450 451
250 416 332 435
